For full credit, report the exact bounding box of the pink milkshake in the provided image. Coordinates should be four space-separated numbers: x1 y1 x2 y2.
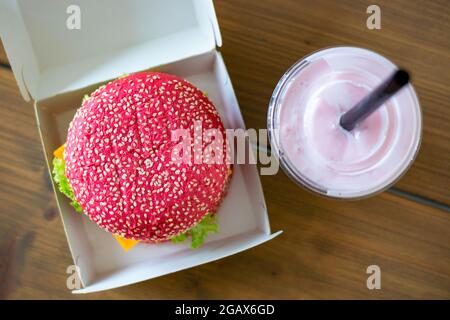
268 47 421 199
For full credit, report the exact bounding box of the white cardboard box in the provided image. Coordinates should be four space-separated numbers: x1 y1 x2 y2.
0 0 281 293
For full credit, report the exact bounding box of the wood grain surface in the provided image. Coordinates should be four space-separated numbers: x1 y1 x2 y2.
0 0 449 299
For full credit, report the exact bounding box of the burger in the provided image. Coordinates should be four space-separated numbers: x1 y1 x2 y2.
52 71 232 251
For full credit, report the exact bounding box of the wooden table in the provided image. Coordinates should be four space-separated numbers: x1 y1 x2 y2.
0 0 449 299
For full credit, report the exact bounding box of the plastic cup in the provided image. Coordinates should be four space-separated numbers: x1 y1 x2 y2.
267 47 422 199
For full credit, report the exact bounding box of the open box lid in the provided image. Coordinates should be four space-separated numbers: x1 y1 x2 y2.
0 0 222 101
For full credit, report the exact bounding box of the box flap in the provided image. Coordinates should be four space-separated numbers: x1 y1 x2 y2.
72 231 282 294
0 0 222 101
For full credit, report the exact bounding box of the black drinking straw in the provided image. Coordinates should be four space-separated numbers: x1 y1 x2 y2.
339 69 410 131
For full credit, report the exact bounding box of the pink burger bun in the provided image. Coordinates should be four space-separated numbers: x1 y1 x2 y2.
64 72 232 242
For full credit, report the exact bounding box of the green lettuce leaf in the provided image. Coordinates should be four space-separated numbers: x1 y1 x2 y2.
81 94 90 104
171 214 218 249
52 157 83 212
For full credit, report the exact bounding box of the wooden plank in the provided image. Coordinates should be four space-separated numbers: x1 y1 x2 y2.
0 68 449 299
215 0 450 205
0 41 8 65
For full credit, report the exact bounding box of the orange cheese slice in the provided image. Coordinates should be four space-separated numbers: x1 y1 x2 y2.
114 235 140 252
53 144 65 160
